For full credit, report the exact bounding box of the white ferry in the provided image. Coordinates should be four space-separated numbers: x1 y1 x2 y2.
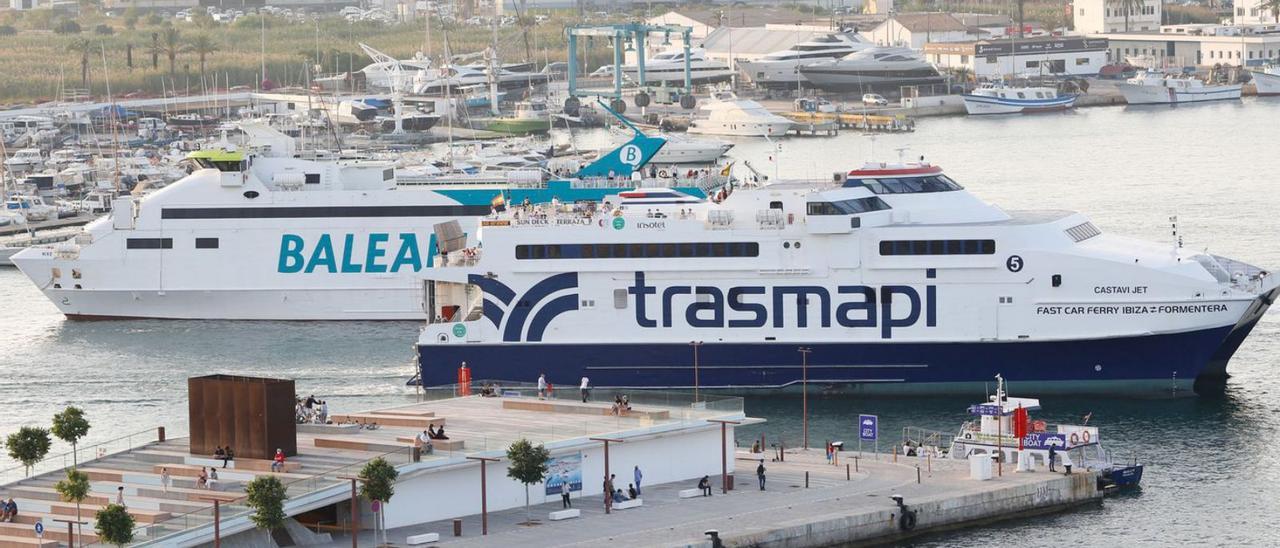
11 122 722 320
414 162 1277 395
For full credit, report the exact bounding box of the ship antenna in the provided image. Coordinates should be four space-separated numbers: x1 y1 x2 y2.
894 146 909 164
1170 215 1182 252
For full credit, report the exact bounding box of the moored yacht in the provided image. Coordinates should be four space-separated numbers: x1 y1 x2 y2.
686 91 794 137
738 32 869 88
414 161 1277 395
1249 65 1280 96
962 82 1077 115
593 48 734 85
799 47 944 92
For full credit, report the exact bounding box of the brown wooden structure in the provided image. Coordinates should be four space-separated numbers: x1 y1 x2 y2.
188 374 297 460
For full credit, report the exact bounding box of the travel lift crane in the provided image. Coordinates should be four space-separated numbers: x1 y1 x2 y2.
358 42 412 134
564 23 698 117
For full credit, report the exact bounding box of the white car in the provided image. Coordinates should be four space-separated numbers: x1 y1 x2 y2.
862 93 889 106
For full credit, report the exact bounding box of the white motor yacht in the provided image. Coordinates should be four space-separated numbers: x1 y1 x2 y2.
593 48 734 85
4 149 45 172
686 91 794 137
799 47 945 92
738 32 870 89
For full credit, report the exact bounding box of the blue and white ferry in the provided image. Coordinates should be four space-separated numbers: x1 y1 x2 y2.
414 161 1277 395
11 121 725 320
962 83 1077 115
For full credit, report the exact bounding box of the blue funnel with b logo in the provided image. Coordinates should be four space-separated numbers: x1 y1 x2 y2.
575 100 667 179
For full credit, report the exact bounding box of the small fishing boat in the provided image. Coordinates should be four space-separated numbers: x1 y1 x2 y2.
945 375 1143 491
1118 70 1242 105
962 82 1077 115
1249 65 1280 96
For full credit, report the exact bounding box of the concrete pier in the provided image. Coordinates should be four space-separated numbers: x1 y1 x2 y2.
332 449 1101 547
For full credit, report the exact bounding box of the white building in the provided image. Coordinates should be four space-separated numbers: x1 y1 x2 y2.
1234 0 1280 25
924 37 1111 78
1074 0 1163 34
1095 24 1280 67
8 0 44 8
867 13 977 50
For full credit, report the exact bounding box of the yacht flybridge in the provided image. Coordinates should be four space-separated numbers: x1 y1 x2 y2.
415 162 1277 395
739 32 870 88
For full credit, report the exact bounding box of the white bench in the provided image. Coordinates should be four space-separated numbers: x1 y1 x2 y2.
549 509 581 521
678 488 703 499
406 532 440 545
613 498 643 510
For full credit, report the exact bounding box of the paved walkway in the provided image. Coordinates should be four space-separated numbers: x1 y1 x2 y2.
323 450 1071 547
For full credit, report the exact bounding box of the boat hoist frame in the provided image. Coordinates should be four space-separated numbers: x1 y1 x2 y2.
565 23 696 114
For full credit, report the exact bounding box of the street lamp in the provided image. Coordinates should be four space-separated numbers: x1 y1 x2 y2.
798 347 812 449
690 341 703 402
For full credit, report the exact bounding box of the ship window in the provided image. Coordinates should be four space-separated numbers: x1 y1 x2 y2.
516 242 760 260
807 197 891 215
383 168 395 181
856 175 962 194
304 173 321 184
878 239 995 256
769 201 784 210
195 238 219 249
127 238 173 249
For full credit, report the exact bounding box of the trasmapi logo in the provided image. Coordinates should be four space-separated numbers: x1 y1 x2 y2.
469 273 580 342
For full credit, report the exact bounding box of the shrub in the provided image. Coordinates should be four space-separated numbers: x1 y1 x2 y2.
94 504 135 546
0 25 16 36
53 19 82 34
94 24 114 35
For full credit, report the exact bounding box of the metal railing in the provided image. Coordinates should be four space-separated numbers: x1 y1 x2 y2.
0 427 163 486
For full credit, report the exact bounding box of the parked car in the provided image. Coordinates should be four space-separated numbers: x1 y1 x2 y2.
862 93 889 106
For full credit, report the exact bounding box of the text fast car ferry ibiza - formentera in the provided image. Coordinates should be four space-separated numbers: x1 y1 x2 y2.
415 162 1277 395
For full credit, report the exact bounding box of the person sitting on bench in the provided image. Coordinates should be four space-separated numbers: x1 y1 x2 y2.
613 488 628 502
698 476 712 497
429 425 449 440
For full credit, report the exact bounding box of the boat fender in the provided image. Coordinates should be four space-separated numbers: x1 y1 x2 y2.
898 509 917 531
1070 433 1080 445
659 170 668 178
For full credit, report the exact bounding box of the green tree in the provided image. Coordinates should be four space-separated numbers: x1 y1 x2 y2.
94 24 114 35
56 468 91 546
145 13 162 27
52 406 91 466
0 25 15 36
187 34 220 78
245 475 289 531
123 7 140 30
1264 0 1280 23
53 19 82 34
94 504 135 547
505 438 550 525
5 426 52 476
359 457 399 546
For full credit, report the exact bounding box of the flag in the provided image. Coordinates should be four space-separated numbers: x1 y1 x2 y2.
491 193 506 212
1082 412 1092 425
720 162 733 176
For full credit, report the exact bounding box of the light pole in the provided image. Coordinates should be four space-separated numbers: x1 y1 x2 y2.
465 456 501 534
798 347 812 449
690 341 703 402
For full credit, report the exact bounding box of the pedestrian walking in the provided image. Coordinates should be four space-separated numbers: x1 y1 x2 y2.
160 468 171 493
537 373 548 399
116 486 126 507
561 477 572 509
580 376 591 403
633 465 643 496
756 461 767 491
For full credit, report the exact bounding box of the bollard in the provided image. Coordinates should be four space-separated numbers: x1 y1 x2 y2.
893 446 897 463
805 471 809 488
453 519 462 537
855 456 859 473
411 446 421 463
927 452 932 474
157 426 166 442
916 465 921 484
846 463 851 481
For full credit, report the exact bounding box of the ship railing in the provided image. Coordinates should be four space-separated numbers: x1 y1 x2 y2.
1210 254 1271 292
901 425 949 450
756 209 785 230
437 248 482 267
0 427 164 487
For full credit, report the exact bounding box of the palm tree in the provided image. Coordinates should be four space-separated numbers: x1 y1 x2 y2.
187 34 219 78
1264 0 1280 24
66 38 94 87
158 27 182 76
1115 0 1147 32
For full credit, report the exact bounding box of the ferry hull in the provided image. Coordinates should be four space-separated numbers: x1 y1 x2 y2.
1118 83 1242 105
40 287 427 321
417 323 1242 395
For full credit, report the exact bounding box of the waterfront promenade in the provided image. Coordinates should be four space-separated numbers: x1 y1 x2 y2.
333 449 1099 547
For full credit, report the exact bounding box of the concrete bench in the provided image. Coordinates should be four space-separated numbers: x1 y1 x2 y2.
312 436 408 454
331 414 445 429
394 436 465 451
29 499 171 524
502 399 670 420
548 509 581 521
613 498 643 510
406 532 440 545
678 489 704 499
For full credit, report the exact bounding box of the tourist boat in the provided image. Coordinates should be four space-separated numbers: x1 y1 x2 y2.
413 160 1278 395
11 117 726 320
738 32 869 89
1117 70 1242 105
962 82 1077 115
946 375 1144 489
593 48 734 85
686 91 794 137
1248 65 1280 96
798 47 945 92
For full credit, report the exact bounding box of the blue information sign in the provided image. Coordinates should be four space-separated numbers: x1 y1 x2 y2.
33 522 43 537
1022 433 1068 450
858 415 878 441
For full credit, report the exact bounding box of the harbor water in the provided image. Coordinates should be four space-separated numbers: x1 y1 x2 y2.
3 100 1280 545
